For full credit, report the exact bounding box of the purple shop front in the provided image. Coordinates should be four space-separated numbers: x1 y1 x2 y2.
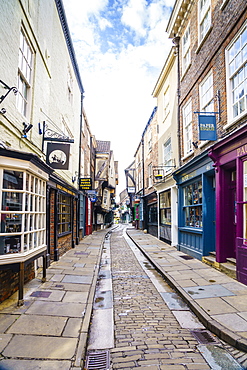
209 125 247 284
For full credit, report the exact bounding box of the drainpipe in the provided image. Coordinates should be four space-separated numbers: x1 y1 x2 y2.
172 36 181 167
77 93 84 243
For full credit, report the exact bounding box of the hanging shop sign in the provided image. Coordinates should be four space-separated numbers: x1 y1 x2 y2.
46 143 70 169
198 114 217 141
79 178 92 190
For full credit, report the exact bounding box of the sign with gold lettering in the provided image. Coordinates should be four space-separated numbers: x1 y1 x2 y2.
79 178 92 190
198 115 217 141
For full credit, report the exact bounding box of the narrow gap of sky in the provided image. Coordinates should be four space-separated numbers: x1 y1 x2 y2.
63 0 175 193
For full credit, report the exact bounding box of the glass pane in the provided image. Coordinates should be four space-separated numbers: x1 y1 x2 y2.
0 235 21 254
26 173 30 191
2 214 22 233
24 234 28 251
2 192 23 211
3 170 23 190
184 185 193 205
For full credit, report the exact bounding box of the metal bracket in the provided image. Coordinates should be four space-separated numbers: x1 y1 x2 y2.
0 80 18 114
42 121 74 151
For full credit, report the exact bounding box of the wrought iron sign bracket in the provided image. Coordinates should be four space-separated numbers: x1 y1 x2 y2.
0 80 18 114
41 121 74 152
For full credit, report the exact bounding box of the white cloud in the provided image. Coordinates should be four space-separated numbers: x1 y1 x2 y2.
63 0 175 193
121 0 147 38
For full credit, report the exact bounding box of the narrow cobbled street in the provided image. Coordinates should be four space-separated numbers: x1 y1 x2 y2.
109 226 210 369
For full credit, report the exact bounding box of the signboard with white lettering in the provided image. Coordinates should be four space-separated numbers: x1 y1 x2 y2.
198 115 217 141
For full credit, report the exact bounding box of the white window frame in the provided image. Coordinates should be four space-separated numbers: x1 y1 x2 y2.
198 0 211 44
199 70 214 112
163 138 173 175
148 163 153 188
182 24 191 74
182 99 193 156
226 21 247 127
17 30 33 118
148 127 152 152
0 167 47 262
163 87 170 121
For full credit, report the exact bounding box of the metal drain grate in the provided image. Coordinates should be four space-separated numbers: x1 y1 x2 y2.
85 350 110 370
179 255 194 260
191 329 218 344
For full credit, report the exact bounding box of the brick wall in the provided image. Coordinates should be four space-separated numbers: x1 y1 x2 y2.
179 0 247 164
0 263 34 303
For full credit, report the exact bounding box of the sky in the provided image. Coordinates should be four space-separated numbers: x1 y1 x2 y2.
62 0 175 196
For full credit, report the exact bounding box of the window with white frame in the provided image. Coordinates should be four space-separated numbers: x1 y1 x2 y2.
148 127 152 151
183 100 193 155
199 0 211 43
182 24 191 73
163 138 173 174
67 69 73 103
148 163 153 188
0 170 46 255
163 87 170 120
17 30 33 117
200 70 214 112
227 22 247 120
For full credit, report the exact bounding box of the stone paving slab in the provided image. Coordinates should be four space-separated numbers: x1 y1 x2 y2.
0 334 12 351
62 275 93 284
3 335 78 359
184 284 235 299
6 314 66 336
0 314 19 332
25 297 86 317
0 359 71 370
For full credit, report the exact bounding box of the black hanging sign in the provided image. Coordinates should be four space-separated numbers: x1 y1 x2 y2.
79 178 92 190
46 143 70 170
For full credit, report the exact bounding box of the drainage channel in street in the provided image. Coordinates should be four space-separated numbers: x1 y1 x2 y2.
123 228 245 370
84 230 114 370
84 226 245 370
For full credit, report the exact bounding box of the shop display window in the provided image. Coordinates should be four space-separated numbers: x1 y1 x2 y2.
58 193 71 234
160 190 171 225
183 179 203 227
0 169 46 255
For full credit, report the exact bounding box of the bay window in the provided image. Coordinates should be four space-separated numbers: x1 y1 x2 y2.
0 169 46 255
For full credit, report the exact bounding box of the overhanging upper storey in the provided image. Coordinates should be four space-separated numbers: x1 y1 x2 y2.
166 0 192 38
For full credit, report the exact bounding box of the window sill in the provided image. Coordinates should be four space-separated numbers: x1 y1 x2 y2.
195 25 213 54
58 231 71 238
181 63 191 81
179 226 202 234
181 150 194 161
0 245 47 265
223 111 247 131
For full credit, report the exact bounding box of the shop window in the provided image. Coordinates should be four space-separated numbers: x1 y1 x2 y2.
160 190 171 225
17 30 33 118
58 193 71 234
227 21 247 121
79 195 84 230
0 170 46 255
148 204 157 224
183 180 203 228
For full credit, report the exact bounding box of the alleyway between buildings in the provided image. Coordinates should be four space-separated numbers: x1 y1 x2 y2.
1 225 247 369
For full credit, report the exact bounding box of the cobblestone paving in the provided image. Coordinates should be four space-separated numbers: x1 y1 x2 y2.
110 228 212 370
